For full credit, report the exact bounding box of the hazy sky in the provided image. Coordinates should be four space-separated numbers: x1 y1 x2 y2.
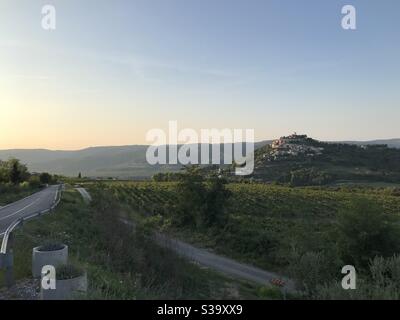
1 0 399 150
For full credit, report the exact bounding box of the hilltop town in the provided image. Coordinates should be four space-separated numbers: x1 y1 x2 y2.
262 133 324 162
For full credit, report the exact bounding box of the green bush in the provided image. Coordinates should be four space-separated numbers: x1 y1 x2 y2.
257 286 284 299
337 199 400 267
39 172 53 184
314 255 400 300
287 250 339 295
57 264 85 280
38 242 65 252
29 175 41 188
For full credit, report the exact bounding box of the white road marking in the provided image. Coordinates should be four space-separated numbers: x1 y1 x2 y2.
0 198 41 221
0 191 42 212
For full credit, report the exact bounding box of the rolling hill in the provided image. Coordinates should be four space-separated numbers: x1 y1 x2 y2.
0 137 399 179
0 141 271 178
252 135 400 185
339 138 400 149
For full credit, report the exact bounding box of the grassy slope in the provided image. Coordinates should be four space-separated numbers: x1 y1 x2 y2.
0 187 272 299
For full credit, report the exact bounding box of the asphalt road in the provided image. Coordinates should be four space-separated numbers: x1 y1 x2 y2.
0 185 60 236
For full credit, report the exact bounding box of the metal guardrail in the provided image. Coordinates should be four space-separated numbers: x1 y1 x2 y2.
0 184 63 287
0 184 63 254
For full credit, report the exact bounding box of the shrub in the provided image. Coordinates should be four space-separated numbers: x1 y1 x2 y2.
19 181 30 189
39 172 53 184
57 264 85 280
287 249 339 295
174 166 231 228
337 198 400 268
38 242 65 252
29 175 41 188
257 286 284 299
313 255 400 300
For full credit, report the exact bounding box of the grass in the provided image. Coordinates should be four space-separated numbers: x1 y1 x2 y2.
95 181 400 275
331 181 400 188
0 186 273 300
7 179 394 300
8 180 398 299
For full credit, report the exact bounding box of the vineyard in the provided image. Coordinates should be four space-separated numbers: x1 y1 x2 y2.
90 181 400 274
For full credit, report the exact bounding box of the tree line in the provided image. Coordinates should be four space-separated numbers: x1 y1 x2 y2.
0 158 56 187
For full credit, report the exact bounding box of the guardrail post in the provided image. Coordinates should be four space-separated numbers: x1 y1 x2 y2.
4 232 15 288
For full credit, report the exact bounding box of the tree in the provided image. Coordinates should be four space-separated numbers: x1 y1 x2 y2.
0 160 8 183
203 174 231 227
39 172 52 184
10 160 21 184
337 198 400 268
29 175 41 188
175 166 231 228
8 158 29 184
175 166 207 227
289 168 333 186
78 172 82 179
288 250 335 295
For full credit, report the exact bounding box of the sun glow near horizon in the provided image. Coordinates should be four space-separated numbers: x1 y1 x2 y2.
1 0 400 150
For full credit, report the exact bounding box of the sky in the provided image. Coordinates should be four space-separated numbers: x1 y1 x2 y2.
0 0 399 150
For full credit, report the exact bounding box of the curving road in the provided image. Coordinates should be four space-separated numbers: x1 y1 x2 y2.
0 185 60 236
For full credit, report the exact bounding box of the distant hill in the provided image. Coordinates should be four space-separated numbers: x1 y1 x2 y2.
0 141 271 178
252 135 400 185
338 139 400 149
0 145 165 178
0 137 398 179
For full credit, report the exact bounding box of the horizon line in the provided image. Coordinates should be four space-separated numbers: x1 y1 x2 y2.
1 137 400 152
